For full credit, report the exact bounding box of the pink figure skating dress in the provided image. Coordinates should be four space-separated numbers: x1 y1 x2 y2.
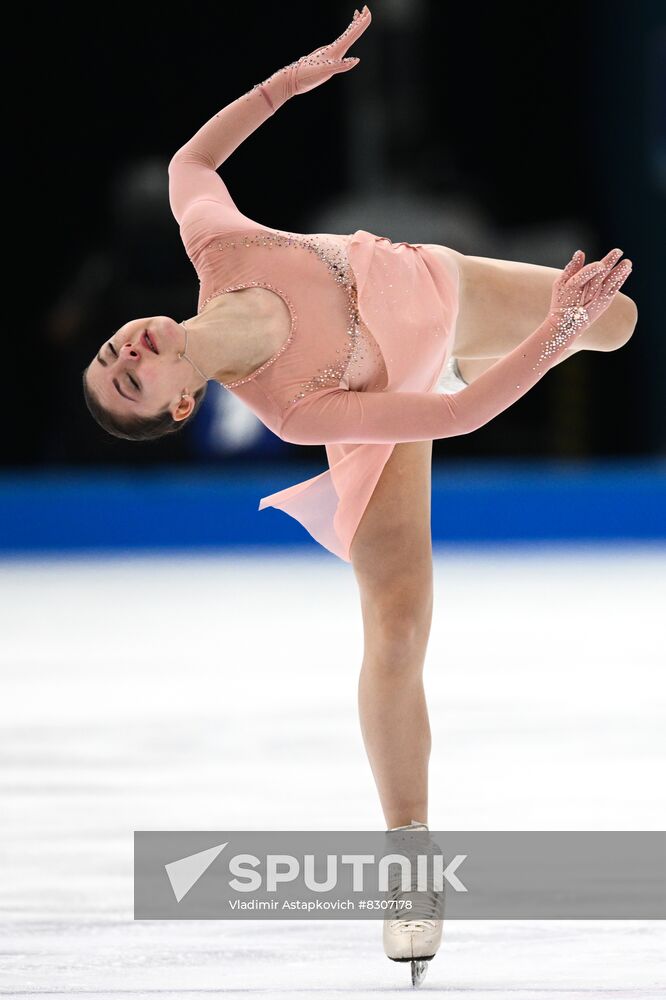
167 77 570 563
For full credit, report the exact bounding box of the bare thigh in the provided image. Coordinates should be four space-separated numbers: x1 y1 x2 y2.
349 440 434 630
421 246 635 359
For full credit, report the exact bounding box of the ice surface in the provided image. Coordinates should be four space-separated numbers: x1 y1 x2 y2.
1 545 664 997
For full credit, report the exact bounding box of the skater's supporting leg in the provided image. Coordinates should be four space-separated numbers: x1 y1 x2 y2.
349 440 434 831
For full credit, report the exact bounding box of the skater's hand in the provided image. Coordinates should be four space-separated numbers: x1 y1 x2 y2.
259 7 371 107
292 6 371 94
544 248 633 343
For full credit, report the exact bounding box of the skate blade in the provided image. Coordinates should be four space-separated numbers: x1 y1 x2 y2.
411 959 428 987
388 953 436 962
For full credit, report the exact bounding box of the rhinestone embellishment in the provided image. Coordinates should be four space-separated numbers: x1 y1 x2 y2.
201 230 374 398
533 305 589 371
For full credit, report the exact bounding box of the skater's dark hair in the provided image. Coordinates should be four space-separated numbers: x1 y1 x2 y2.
81 366 207 441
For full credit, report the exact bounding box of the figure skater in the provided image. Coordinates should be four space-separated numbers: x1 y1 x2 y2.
81 6 637 986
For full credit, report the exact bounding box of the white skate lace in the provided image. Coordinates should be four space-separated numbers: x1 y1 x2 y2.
387 886 440 933
384 827 444 933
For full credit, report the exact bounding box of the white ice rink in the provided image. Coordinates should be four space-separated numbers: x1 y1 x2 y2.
1 545 665 998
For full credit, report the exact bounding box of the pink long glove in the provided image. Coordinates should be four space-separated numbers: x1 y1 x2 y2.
537 247 633 370
167 8 373 231
258 7 372 112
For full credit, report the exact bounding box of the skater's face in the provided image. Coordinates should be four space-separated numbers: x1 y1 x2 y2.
84 316 196 423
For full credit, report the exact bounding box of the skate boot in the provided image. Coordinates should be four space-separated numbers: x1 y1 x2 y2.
436 355 468 394
382 819 445 988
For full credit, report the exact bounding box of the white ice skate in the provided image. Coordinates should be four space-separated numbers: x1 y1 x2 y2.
382 819 445 988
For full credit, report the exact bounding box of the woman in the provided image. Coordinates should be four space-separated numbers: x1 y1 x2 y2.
82 5 637 980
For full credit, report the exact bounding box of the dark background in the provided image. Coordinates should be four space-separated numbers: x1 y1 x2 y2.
10 0 665 469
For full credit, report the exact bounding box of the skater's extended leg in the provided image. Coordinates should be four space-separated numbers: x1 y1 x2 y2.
349 440 434 832
421 245 637 383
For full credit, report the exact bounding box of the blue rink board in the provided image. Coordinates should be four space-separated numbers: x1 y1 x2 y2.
1 461 664 555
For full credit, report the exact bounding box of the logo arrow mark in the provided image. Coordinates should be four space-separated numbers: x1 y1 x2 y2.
165 842 228 902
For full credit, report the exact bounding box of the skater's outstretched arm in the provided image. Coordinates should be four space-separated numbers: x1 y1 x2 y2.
168 7 372 251
279 249 633 445
167 86 278 231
